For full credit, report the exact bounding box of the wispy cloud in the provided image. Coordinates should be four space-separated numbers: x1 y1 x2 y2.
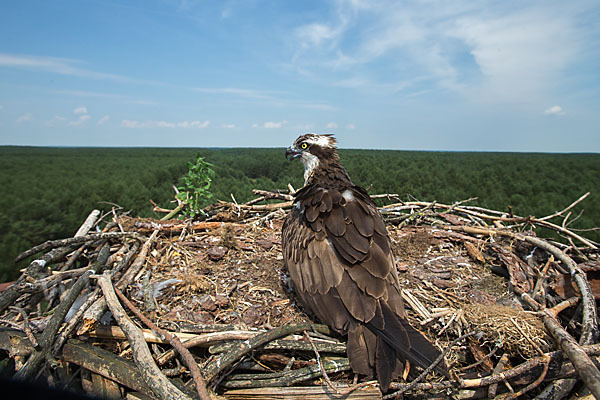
253 121 287 129
16 113 33 123
194 87 277 100
326 122 338 129
97 115 110 125
73 106 88 115
45 115 66 127
346 123 356 129
290 1 596 103
0 53 155 84
69 115 91 126
221 123 236 128
121 119 210 128
544 105 566 116
263 120 287 129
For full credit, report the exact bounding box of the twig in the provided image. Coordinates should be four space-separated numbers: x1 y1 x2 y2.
303 330 338 393
457 342 502 372
14 269 94 381
204 323 333 382
504 355 551 400
538 192 590 222
114 287 212 400
487 352 509 398
9 306 39 349
14 231 144 263
220 358 350 388
95 273 192 400
384 331 475 397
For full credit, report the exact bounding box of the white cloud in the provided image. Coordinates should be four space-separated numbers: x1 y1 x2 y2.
68 115 91 126
544 105 566 116
120 119 210 128
326 122 338 129
45 116 66 127
16 113 33 123
222 123 236 128
346 123 356 129
73 106 88 115
97 115 110 125
290 1 592 103
251 123 259 128
263 121 287 129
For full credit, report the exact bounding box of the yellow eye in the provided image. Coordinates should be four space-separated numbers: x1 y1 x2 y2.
300 143 308 149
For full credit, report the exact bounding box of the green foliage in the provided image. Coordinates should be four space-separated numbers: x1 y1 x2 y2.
0 146 598 283
176 154 215 218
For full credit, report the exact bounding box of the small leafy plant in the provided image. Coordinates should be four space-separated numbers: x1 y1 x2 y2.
176 154 215 219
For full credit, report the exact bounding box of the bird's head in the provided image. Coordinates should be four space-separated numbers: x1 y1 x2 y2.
285 134 339 183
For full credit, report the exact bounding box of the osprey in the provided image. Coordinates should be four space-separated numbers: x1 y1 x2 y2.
282 134 444 391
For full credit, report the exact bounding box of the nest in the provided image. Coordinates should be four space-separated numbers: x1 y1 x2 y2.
462 304 550 358
0 190 599 400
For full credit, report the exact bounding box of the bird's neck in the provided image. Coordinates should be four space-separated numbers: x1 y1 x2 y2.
305 159 353 188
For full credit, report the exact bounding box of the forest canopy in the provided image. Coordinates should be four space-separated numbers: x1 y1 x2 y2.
1 146 598 282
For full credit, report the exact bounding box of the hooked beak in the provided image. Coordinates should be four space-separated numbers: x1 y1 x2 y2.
285 146 301 161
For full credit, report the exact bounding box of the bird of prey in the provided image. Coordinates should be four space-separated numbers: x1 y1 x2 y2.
282 134 444 392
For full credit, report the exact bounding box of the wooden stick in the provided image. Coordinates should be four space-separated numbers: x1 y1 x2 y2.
204 323 334 382
80 232 154 335
538 192 590 222
223 385 382 400
74 209 101 237
114 287 212 400
0 246 75 314
251 189 294 201
539 308 600 398
14 269 94 381
14 232 144 263
96 273 192 400
157 330 267 365
221 358 351 388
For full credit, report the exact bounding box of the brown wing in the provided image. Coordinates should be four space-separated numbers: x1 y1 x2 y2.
282 185 443 391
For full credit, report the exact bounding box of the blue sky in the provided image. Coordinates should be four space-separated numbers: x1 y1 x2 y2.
1 0 599 151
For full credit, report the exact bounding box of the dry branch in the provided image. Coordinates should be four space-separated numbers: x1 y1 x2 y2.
114 286 212 400
96 272 192 400
14 269 94 381
14 231 143 263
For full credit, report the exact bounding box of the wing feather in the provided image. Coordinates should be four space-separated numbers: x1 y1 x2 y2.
282 183 445 390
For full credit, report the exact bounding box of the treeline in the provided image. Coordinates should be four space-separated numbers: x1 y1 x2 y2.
1 146 598 282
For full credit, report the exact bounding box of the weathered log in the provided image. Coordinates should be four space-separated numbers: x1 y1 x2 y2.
62 339 155 397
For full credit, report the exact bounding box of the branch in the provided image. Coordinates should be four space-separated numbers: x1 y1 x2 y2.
114 287 212 400
95 273 192 400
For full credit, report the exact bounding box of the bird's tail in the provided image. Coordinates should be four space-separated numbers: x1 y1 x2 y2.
347 302 446 392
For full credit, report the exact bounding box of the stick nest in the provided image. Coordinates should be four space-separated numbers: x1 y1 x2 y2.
1 191 599 400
